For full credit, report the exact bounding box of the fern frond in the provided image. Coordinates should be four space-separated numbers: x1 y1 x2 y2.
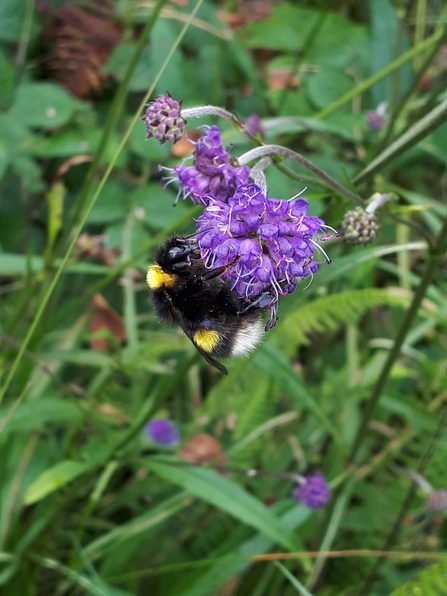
229 374 275 466
390 560 447 595
275 288 412 351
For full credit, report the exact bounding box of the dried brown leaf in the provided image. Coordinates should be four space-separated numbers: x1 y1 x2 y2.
269 69 299 91
179 433 226 467
42 2 122 98
90 293 126 352
171 130 200 157
96 403 129 425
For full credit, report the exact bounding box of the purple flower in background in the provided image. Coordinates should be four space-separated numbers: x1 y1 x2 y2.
366 102 388 131
165 125 250 204
146 419 180 447
143 95 186 145
196 184 329 327
292 473 331 509
426 489 447 512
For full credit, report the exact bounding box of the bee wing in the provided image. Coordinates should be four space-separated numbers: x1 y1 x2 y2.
162 292 228 375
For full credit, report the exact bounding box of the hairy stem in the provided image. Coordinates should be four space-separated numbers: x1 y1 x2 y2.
239 145 363 204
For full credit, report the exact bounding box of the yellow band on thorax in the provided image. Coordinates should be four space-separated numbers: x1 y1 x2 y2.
146 265 177 290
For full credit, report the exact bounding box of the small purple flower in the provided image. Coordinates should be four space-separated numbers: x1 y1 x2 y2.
143 94 186 145
146 419 180 447
196 184 330 327
245 114 266 141
366 103 388 131
426 489 447 512
164 125 250 204
292 473 330 509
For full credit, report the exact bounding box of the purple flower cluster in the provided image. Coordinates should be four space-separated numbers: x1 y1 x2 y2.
143 95 186 145
292 473 331 509
168 125 250 204
197 184 327 326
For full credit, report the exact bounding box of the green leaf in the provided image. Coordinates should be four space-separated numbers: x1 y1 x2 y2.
128 183 193 229
0 0 25 41
368 0 399 104
0 253 109 275
88 179 132 224
0 137 9 181
0 50 15 110
146 460 304 552
12 82 83 128
0 397 82 435
42 350 114 368
12 155 44 191
173 503 312 596
45 182 65 259
24 460 96 505
243 5 317 51
151 19 187 99
307 17 368 71
0 112 34 162
84 493 192 560
307 70 354 111
315 242 427 285
253 344 340 442
30 130 94 158
0 253 43 275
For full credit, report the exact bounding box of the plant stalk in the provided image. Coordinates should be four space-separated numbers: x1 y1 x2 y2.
348 212 447 465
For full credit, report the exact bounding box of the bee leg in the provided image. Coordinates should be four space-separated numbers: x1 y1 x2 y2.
196 347 229 375
167 244 198 264
202 256 240 281
240 292 272 313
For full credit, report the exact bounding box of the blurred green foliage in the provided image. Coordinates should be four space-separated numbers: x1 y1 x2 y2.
1 0 447 595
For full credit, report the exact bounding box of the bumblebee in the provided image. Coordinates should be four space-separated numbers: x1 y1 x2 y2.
147 236 271 375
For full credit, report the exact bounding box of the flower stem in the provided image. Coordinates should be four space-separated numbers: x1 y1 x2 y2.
239 145 363 204
182 105 245 130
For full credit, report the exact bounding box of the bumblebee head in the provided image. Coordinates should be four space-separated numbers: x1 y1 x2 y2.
148 236 202 289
